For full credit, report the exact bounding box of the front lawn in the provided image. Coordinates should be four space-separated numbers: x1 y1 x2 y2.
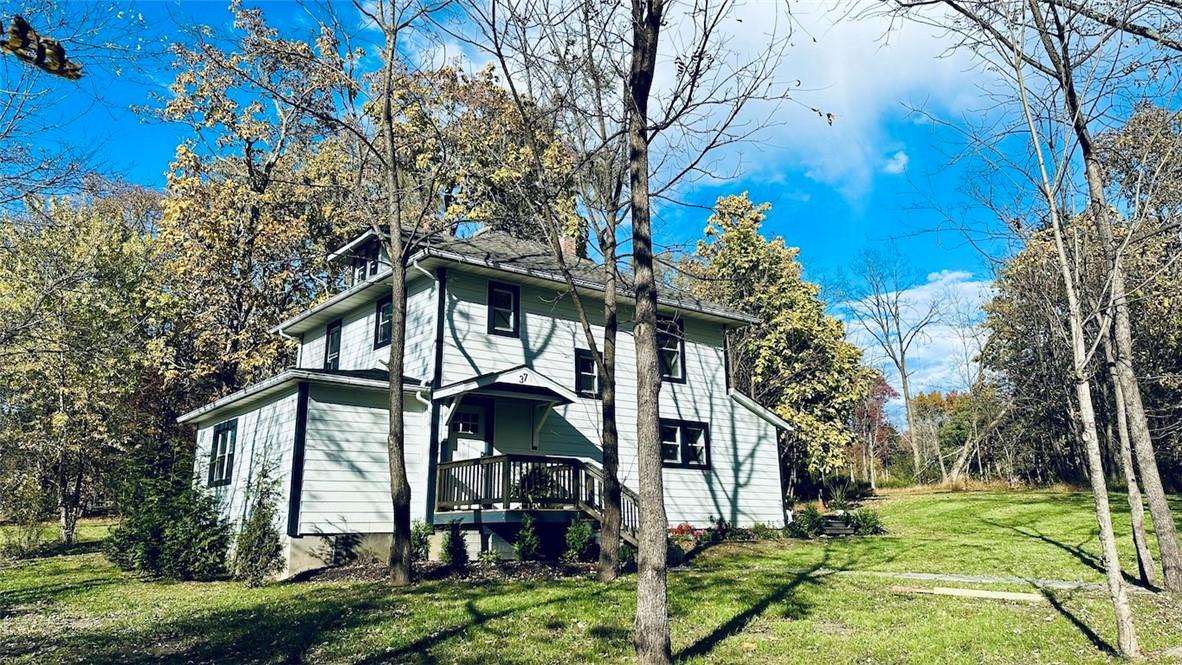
2 491 1180 664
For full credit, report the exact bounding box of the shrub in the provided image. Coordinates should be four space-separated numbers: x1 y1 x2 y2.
703 516 732 544
0 474 49 558
750 522 782 541
410 520 432 562
233 472 284 587
666 538 687 566
845 509 884 535
669 522 696 538
785 504 823 539
440 521 468 569
618 542 636 571
562 519 596 563
106 477 231 581
514 513 543 561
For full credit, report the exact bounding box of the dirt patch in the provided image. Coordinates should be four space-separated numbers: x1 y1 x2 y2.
299 560 598 584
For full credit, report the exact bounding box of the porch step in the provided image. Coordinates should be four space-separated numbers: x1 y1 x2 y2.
819 516 855 537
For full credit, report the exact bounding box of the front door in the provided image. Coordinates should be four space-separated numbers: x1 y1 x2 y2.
448 403 489 461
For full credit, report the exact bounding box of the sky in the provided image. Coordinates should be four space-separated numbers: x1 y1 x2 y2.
35 0 1010 421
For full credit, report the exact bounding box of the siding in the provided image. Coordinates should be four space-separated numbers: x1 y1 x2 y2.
192 389 299 532
298 274 436 381
440 270 784 527
296 384 432 534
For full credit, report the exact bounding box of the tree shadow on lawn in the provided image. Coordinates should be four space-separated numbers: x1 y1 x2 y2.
3 577 613 665
673 542 867 661
1040 589 1117 657
979 518 1151 590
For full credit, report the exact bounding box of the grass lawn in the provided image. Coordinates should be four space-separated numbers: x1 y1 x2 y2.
2 490 1180 664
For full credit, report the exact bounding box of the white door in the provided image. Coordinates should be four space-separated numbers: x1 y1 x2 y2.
448 404 488 461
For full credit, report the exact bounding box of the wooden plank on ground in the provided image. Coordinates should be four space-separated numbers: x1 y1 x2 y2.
890 585 1046 603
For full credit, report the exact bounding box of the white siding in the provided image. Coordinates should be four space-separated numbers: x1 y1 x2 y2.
192 389 299 532
439 270 784 527
296 384 432 534
298 275 436 381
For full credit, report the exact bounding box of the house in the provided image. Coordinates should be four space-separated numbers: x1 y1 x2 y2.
178 229 790 576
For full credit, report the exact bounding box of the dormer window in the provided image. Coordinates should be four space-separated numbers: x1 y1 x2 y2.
324 320 342 370
351 241 381 286
657 317 685 383
487 281 520 337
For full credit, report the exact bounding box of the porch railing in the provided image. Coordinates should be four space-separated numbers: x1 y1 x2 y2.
435 454 639 544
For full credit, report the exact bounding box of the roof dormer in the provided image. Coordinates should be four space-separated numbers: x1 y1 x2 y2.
329 230 390 287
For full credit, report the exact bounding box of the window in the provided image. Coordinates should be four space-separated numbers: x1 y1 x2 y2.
487 281 520 337
351 241 381 285
374 296 392 348
451 411 481 435
660 419 710 469
574 348 599 398
657 317 685 382
323 320 342 370
208 419 238 487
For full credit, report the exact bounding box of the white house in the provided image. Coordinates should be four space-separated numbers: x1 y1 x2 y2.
178 229 789 576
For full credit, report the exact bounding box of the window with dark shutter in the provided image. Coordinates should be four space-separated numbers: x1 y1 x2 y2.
324 320 342 370
487 281 520 337
659 419 710 469
374 296 392 348
574 348 599 398
657 317 685 382
208 419 238 487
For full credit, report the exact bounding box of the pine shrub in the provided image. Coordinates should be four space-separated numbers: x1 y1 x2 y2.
440 520 468 569
514 513 542 561
410 519 432 562
233 472 284 587
561 519 596 563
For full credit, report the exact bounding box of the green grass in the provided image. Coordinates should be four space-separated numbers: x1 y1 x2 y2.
2 491 1180 664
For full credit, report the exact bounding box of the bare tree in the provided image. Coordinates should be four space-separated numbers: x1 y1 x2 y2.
845 251 941 479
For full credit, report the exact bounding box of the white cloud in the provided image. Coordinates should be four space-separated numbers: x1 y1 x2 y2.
843 269 995 426
881 150 909 175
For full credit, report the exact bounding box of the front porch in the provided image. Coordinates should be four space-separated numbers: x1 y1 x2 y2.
433 453 639 545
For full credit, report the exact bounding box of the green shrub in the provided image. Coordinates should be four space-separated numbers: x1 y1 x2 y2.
561 519 596 563
233 471 283 587
618 542 636 571
785 504 823 539
440 521 468 569
750 522 782 541
666 538 687 566
514 513 543 561
845 509 884 535
410 520 432 562
477 549 500 566
106 477 230 581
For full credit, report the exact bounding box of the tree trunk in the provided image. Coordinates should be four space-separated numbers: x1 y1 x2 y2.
381 30 412 587
1106 335 1157 588
1034 1 1182 592
628 1 671 662
598 242 622 582
1012 35 1139 653
899 361 923 478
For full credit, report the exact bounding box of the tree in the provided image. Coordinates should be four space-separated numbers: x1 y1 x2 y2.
0 189 163 544
682 193 868 478
844 251 942 479
850 373 898 489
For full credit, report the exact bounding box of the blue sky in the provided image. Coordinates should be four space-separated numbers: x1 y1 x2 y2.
42 1 1006 412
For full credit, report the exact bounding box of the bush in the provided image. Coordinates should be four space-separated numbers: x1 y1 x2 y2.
785 504 823 539
750 522 782 541
845 509 884 535
618 542 636 571
233 472 283 587
562 519 596 563
666 538 687 566
477 549 500 566
440 520 468 569
514 513 543 561
704 516 732 544
106 477 231 581
1 475 49 558
410 520 432 562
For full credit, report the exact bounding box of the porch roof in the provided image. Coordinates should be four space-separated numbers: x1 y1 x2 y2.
434 364 578 405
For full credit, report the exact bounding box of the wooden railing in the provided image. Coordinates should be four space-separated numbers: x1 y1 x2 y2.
435 454 639 544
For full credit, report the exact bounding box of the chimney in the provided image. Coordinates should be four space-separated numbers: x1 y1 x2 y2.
558 233 579 259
